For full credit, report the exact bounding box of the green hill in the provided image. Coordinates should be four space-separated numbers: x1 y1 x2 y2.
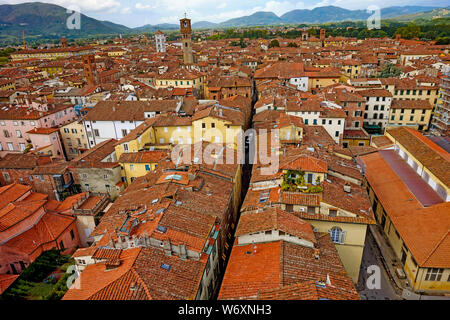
391 7 450 21
0 2 130 43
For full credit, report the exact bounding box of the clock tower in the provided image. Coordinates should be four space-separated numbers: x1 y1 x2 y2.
180 16 194 65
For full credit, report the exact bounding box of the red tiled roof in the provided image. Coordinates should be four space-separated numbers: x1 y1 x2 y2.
0 274 19 295
219 235 358 300
26 127 59 135
236 207 316 244
359 151 450 268
280 154 327 173
118 151 168 164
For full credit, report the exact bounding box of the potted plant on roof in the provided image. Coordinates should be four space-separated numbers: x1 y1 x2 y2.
315 176 321 186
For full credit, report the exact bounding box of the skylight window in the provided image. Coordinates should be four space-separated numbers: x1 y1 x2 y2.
155 208 165 215
165 174 182 181
157 225 167 233
160 263 171 271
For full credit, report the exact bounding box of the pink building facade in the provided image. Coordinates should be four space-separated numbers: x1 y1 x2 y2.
26 128 66 159
0 101 77 157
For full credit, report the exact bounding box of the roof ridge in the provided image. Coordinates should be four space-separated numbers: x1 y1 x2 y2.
422 228 450 266
41 212 57 240
0 183 15 195
85 248 142 300
130 267 152 300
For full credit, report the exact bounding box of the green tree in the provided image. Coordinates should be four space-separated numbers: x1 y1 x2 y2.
379 63 401 78
269 39 280 48
395 24 421 39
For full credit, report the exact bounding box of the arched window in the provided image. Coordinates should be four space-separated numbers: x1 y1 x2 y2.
329 227 346 244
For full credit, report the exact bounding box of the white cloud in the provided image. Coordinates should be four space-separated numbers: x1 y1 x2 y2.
158 15 182 23
1 0 445 26
257 1 306 16
121 6 131 14
135 3 153 10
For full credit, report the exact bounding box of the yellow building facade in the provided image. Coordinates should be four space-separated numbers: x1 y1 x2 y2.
114 112 245 185
119 152 164 185
60 121 89 160
388 107 432 130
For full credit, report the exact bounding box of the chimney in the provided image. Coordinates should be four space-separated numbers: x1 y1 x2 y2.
188 172 196 181
343 184 351 193
179 244 187 260
163 239 172 256
313 248 320 260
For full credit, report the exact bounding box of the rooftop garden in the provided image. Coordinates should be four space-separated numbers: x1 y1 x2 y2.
281 169 323 193
0 249 74 300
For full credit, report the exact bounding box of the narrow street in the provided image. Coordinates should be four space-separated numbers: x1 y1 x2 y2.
356 230 401 300
211 80 257 299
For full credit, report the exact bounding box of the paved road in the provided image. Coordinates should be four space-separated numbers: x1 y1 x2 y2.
357 231 401 300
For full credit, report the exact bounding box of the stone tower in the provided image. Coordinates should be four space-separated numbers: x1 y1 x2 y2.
320 29 326 48
82 54 96 86
154 30 166 53
180 16 194 65
320 29 326 41
301 30 309 41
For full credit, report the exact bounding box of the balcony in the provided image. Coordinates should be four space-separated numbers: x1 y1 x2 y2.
72 193 110 216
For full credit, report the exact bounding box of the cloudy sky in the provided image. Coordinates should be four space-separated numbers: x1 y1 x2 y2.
0 0 448 27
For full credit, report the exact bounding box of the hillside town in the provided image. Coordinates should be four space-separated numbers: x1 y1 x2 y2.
0 14 449 302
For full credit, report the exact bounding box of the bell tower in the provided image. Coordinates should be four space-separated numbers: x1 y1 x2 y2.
180 15 194 65
83 54 96 86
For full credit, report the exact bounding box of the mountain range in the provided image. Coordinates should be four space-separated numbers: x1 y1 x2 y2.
197 6 443 28
0 2 446 43
391 7 450 21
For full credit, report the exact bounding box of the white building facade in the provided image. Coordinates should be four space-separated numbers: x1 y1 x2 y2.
154 31 166 53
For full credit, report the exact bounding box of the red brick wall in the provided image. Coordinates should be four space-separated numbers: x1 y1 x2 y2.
0 168 33 187
221 87 252 99
343 101 364 129
31 174 57 199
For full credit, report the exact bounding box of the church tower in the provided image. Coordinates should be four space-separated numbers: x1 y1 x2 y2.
180 16 194 65
82 54 96 86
